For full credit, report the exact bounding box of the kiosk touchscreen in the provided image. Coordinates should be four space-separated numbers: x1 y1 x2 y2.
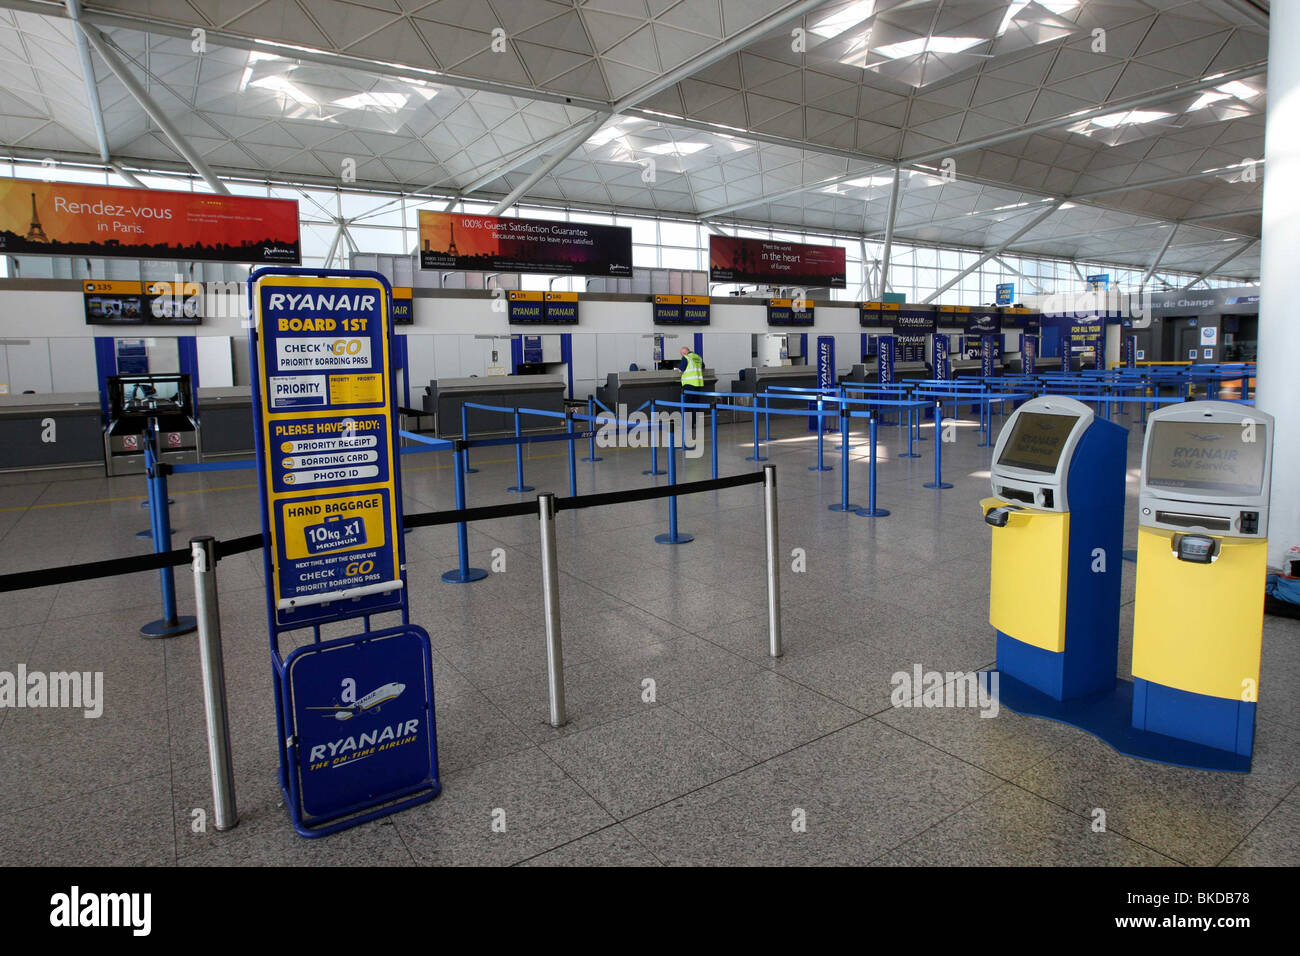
1131 401 1274 761
982 396 1127 701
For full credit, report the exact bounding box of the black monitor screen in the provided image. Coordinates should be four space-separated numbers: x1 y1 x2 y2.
1145 420 1267 496
997 411 1078 473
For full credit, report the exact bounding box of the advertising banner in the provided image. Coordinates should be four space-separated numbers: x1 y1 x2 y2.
710 235 846 288
816 336 835 390
932 334 950 381
996 283 1014 306
0 178 299 263
250 270 403 628
877 334 896 385
418 210 631 277
893 306 935 335
1021 333 1038 373
965 309 1001 335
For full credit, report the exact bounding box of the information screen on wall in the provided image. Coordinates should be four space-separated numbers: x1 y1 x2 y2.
654 294 710 325
391 287 413 325
418 211 632 277
0 178 300 263
84 280 203 325
709 235 846 288
767 298 813 326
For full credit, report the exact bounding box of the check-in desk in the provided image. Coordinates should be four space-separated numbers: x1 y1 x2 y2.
950 358 985 379
423 374 567 438
196 386 253 457
595 368 718 413
843 364 878 384
731 365 820 411
0 392 104 471
894 360 930 382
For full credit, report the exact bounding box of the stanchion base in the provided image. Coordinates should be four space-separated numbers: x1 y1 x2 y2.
745 456 768 462
857 508 891 518
915 435 929 442
828 503 862 512
977 440 992 448
506 485 535 493
808 464 833 471
463 468 479 474
140 616 197 638
581 456 603 462
642 469 667 475
899 452 922 459
441 568 488 584
135 529 151 538
654 532 694 544
923 482 954 490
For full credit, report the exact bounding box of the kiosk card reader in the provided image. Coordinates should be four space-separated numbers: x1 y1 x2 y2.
982 396 1127 701
1131 401 1274 761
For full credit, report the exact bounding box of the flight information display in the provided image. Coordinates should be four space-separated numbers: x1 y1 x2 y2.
1145 420 1267 496
998 412 1078 474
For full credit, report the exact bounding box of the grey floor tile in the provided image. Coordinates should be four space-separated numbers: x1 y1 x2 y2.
1219 788 1300 867
540 707 755 818
517 823 662 866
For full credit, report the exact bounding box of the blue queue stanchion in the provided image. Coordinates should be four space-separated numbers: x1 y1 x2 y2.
460 405 478 474
654 421 693 545
506 408 533 493
746 397 767 462
810 395 831 472
644 400 666 476
829 407 862 513
566 410 578 498
582 397 602 462
923 400 953 490
710 402 719 480
764 392 771 441
441 443 488 584
139 426 196 638
900 401 921 458
857 412 889 518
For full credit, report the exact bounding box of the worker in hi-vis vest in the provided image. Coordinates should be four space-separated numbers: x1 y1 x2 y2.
679 346 704 395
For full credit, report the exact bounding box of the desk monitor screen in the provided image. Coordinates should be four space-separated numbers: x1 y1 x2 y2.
997 411 1078 474
109 374 192 422
1144 420 1267 496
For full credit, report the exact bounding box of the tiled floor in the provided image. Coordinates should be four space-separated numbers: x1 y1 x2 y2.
0 404 1296 866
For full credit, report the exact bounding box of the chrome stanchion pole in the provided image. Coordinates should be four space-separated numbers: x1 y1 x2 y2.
537 493 567 728
191 536 237 831
763 464 782 658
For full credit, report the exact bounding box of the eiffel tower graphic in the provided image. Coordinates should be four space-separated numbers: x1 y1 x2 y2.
446 221 457 257
25 192 48 242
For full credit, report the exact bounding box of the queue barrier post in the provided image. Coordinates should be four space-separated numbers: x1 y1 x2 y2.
507 408 534 493
442 443 488 583
763 464 782 658
746 395 767 462
655 419 693 545
644 400 665 476
582 397 602 462
191 535 237 830
829 405 862 513
858 412 890 518
566 410 578 499
810 395 831 472
536 493 567 728
923 400 954 490
460 405 478 474
710 402 719 480
141 426 196 638
901 401 920 458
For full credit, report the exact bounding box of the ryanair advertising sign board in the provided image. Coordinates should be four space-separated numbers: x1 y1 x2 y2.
249 270 404 627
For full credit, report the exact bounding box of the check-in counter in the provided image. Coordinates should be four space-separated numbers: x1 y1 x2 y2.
731 365 819 409
595 368 718 413
0 392 103 471
950 358 984 378
895 360 930 382
196 386 253 457
423 374 567 438
843 364 878 384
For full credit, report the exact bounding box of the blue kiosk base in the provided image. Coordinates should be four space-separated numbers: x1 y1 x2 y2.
987 671 1251 773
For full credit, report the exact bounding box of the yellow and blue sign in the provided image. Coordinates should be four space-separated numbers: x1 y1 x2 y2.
248 268 440 836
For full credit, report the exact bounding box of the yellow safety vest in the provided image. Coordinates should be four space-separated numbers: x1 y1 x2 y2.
682 351 704 387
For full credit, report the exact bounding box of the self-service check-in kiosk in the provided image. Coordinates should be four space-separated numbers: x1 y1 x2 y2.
1131 401 1274 765
983 396 1127 701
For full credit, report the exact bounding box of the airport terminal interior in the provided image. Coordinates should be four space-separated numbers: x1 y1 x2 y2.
0 0 1296 871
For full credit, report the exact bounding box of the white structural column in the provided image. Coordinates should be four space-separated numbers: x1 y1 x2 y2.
1258 1 1300 567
